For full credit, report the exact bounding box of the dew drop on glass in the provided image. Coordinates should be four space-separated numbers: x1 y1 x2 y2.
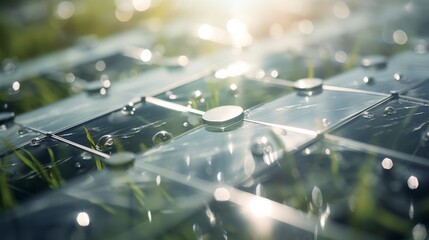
250 132 283 165
80 151 92 160
182 122 189 128
18 128 30 136
363 76 374 84
152 131 173 145
383 106 396 115
121 103 135 116
393 72 403 81
322 118 331 127
30 137 42 147
96 135 115 152
362 111 374 119
75 162 82 169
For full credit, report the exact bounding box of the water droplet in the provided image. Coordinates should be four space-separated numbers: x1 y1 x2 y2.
121 103 136 116
383 106 396 115
363 76 374 84
270 70 279 78
80 151 92 160
304 148 311 155
30 137 42 147
322 118 331 127
250 132 284 165
182 122 189 128
165 90 177 100
18 128 30 136
75 162 82 168
192 90 202 100
2 59 18 75
393 72 403 81
96 135 115 152
152 131 173 145
362 111 374 119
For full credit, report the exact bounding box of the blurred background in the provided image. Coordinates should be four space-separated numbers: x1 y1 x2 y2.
1 0 426 61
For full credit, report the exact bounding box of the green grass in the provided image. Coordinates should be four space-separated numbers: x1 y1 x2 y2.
84 127 104 170
0 156 16 211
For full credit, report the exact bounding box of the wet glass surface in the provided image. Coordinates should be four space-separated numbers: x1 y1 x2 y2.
156 75 291 111
0 75 78 115
59 101 202 155
238 139 429 239
332 98 429 158
0 137 101 205
326 64 429 94
140 122 314 184
15 89 132 133
64 53 156 82
403 80 429 100
261 51 343 81
156 200 323 240
247 89 384 132
1 0 429 239
0 124 41 156
0 169 211 240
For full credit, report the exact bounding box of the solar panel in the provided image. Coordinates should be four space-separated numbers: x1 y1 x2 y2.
1 1 429 239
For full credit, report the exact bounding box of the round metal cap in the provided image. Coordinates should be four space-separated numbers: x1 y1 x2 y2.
294 78 323 91
103 152 135 169
202 105 244 127
0 112 15 125
360 55 387 69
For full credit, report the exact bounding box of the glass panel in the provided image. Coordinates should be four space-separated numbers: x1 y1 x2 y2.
156 200 321 240
0 138 101 205
64 53 156 82
59 101 202 155
326 65 429 94
403 80 429 100
0 124 41 156
140 122 314 184
15 89 132 133
247 89 384 132
0 75 78 115
239 140 429 239
332 98 429 158
0 169 211 240
156 75 291 111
